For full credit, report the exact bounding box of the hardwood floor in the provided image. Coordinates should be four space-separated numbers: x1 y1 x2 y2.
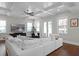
48 43 79 56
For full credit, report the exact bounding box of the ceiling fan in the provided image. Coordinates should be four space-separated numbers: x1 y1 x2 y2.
24 8 34 16
24 6 44 16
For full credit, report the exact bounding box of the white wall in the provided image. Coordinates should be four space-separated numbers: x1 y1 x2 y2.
63 13 79 46
53 12 79 46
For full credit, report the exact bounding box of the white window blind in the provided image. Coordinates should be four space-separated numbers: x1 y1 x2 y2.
44 21 52 37
27 22 32 32
58 19 68 34
44 22 47 34
48 21 52 36
0 20 6 33
34 21 40 32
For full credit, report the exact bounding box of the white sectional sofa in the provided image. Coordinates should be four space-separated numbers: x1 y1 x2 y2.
5 36 63 56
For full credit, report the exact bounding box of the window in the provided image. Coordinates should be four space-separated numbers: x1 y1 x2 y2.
48 21 52 36
44 22 47 34
34 21 40 32
44 21 52 37
0 20 6 33
58 19 67 34
27 22 32 32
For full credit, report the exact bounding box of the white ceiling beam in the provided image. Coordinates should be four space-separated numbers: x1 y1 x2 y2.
0 7 11 12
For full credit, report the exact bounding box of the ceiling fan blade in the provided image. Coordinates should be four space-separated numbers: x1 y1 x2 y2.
24 11 28 14
24 11 34 16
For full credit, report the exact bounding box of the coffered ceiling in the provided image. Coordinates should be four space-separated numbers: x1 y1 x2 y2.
0 2 79 18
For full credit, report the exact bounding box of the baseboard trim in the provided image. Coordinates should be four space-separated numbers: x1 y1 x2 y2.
64 40 79 46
